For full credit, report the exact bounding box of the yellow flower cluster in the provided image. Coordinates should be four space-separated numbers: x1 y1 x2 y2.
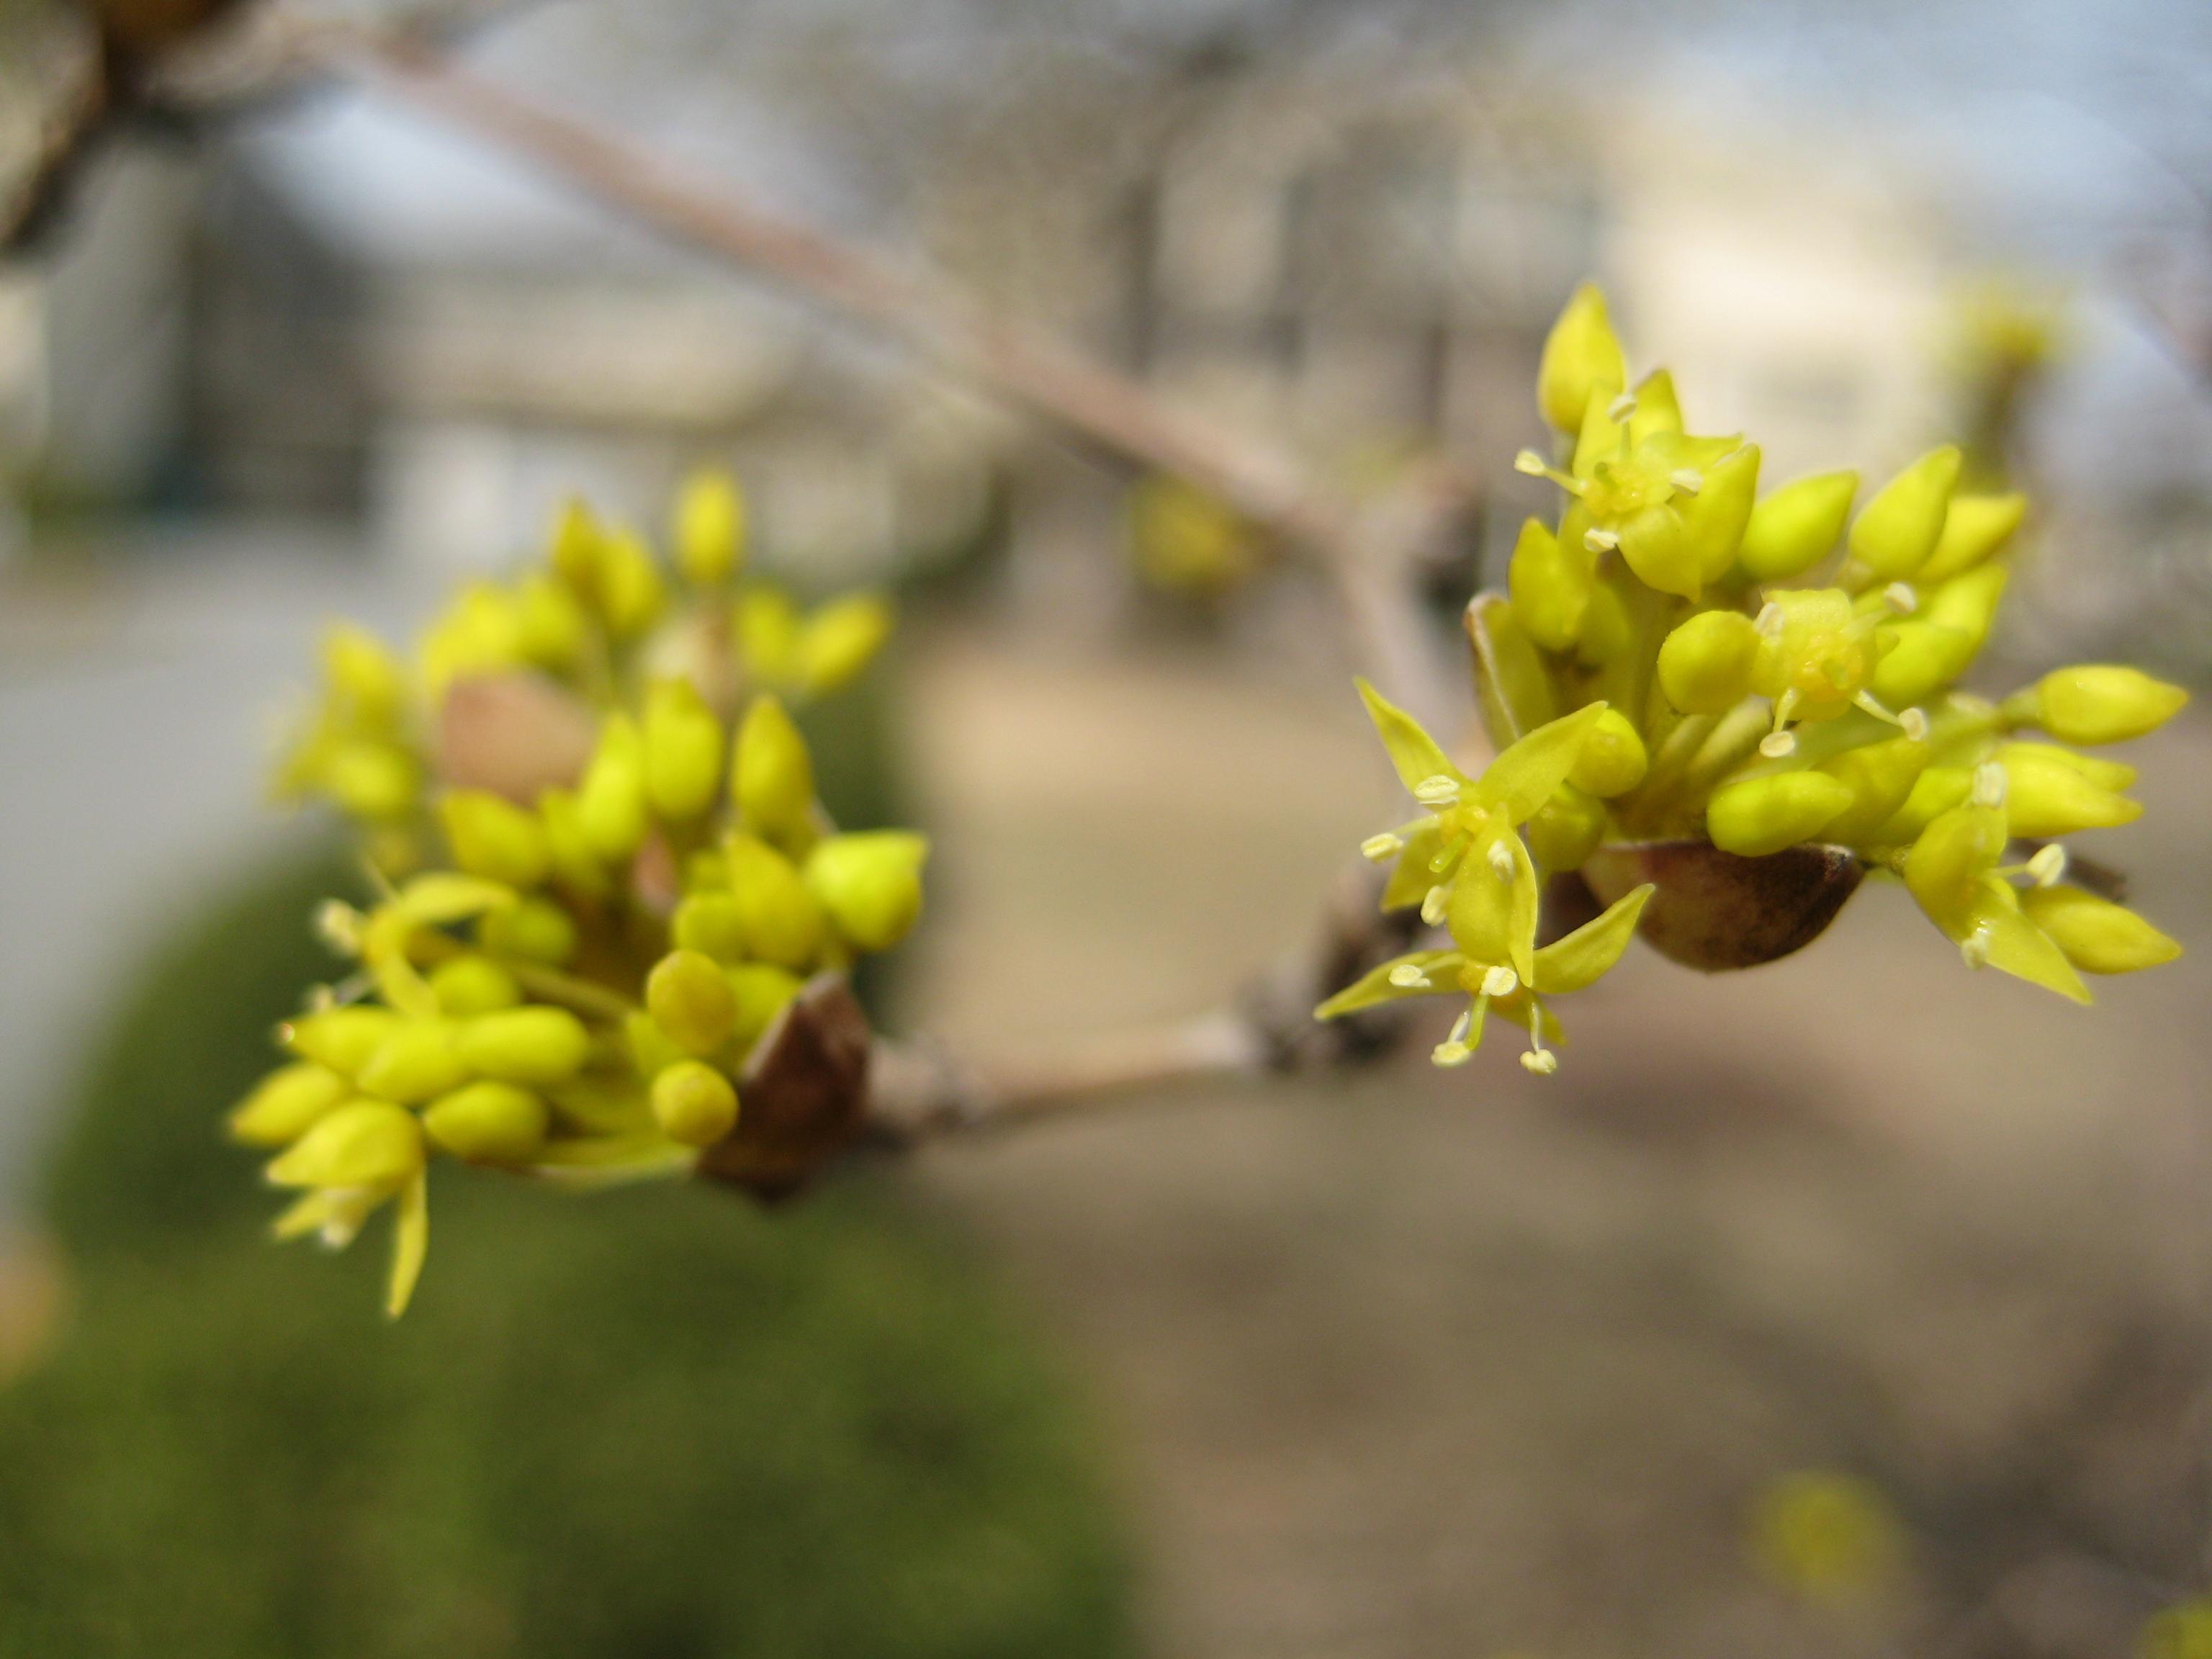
1321 287 2185 1071
238 472 920 1315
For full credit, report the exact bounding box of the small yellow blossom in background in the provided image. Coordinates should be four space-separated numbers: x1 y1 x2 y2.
246 470 919 1315
1128 473 1264 601
1321 283 2185 1074
2141 1599 2212 1659
1750 1469 1907 1608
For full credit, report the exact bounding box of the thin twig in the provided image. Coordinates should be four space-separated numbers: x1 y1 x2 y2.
258 22 1457 720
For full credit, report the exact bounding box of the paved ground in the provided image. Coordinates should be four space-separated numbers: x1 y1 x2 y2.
4 544 2207 1656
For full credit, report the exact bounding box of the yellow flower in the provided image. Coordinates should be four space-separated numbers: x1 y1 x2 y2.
1322 282 2185 1061
265 1100 431 1319
1750 1470 1905 1607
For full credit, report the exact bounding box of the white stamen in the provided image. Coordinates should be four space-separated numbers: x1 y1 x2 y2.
2027 844 2067 887
1360 832 1404 863
1513 449 1549 477
1884 582 1919 614
1447 1008 1473 1044
1755 602 1785 638
1607 392 1638 423
1520 1049 1559 1075
1584 528 1621 554
1972 760 2008 809
1421 886 1449 926
1488 840 1517 881
1900 706 1930 742
1413 773 1460 806
1481 964 1519 999
314 901 364 953
1759 730 1797 758
1960 928 1992 968
1668 468 1704 495
1388 963 1430 988
1431 1040 1473 1069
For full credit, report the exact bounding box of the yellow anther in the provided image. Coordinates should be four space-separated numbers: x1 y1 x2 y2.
1421 886 1449 926
1520 1049 1559 1075
1760 730 1797 759
2026 844 2067 886
1361 832 1404 863
1607 392 1638 423
1971 761 2008 809
1513 449 1550 477
1883 582 1918 614
1584 527 1621 554
1755 602 1785 638
1388 963 1430 988
1899 707 1930 742
1669 468 1704 495
1414 774 1461 806
1960 928 1992 968
1481 964 1519 999
1488 839 1517 881
1431 1040 1474 1068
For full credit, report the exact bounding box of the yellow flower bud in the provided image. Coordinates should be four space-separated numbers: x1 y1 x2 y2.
423 1080 549 1164
1657 610 1761 714
1815 736 1929 846
320 624 406 726
1917 492 2026 584
1685 442 1761 583
549 496 604 593
1505 517 1590 653
724 963 804 1053
733 694 815 841
1537 283 1627 432
799 594 894 694
645 948 739 1056
426 954 521 1016
1736 470 1857 583
725 834 827 969
2019 886 2182 976
1706 771 1855 857
515 572 589 671
439 791 552 888
597 528 666 640
355 1020 471 1105
683 848 730 892
673 469 746 588
2000 745 2141 838
1995 740 2134 795
1866 619 1972 710
322 742 421 822
267 1100 423 1191
1920 562 2008 649
229 1062 350 1147
475 896 578 965
1524 783 1606 871
1567 708 1648 798
457 1007 592 1086
577 714 649 860
284 1005 403 1077
737 587 803 687
804 831 929 953
672 891 748 963
1848 445 1961 580
1572 578 1632 669
537 788 611 900
642 678 724 822
1870 764 1972 845
651 1060 739 1147
2015 665 2189 745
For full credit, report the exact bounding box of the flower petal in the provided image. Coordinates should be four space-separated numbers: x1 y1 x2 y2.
1480 702 1609 824
1382 820 1449 912
384 1169 429 1319
1533 883 1654 995
1315 950 1465 1020
1969 881 2091 1005
1356 679 1467 797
